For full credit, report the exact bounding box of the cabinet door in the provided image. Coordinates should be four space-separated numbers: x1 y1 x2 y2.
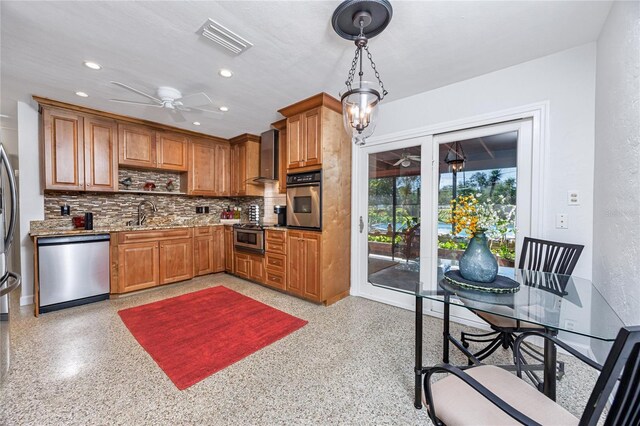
157 132 188 171
43 108 84 190
194 236 214 276
249 254 265 283
278 125 288 194
214 143 230 196
159 238 193 285
286 231 304 296
234 253 250 279
303 108 322 167
118 241 159 293
84 115 117 192
224 226 234 273
230 143 247 196
287 114 303 169
212 226 225 272
188 140 215 195
302 232 322 301
118 123 156 168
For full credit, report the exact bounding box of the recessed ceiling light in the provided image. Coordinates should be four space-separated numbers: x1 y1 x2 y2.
219 106 229 112
193 121 201 126
75 91 89 97
219 69 233 78
83 61 102 70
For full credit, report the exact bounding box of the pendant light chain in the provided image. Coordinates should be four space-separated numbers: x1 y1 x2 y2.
364 45 388 99
345 46 361 91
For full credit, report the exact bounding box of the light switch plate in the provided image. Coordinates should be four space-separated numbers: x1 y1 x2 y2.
568 190 579 205
556 213 568 229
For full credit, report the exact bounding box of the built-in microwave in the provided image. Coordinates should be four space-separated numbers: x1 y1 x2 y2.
286 171 321 230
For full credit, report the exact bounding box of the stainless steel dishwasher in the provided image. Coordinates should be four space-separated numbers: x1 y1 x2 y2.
38 234 110 313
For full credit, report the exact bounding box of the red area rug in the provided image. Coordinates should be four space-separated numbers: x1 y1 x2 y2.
118 286 307 390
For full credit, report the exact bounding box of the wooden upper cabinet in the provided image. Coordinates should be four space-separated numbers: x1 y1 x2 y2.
118 123 156 168
84 115 117 192
229 134 263 197
156 132 188 171
43 108 85 190
214 143 230 196
285 108 322 170
187 138 229 196
271 118 288 194
302 108 321 167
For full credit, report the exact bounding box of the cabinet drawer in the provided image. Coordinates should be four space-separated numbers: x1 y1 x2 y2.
265 240 286 255
265 229 286 243
194 226 212 237
264 269 286 290
265 252 286 272
118 228 193 244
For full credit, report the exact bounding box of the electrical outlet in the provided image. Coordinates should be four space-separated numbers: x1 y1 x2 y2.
556 213 568 229
568 190 580 206
564 319 576 331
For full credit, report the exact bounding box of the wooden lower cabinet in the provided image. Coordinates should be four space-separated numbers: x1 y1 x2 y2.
194 235 214 276
194 226 225 276
118 241 159 293
159 238 193 284
224 226 234 273
234 252 251 279
287 230 321 302
234 252 264 284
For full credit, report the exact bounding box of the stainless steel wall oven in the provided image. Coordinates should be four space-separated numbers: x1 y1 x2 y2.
286 171 321 230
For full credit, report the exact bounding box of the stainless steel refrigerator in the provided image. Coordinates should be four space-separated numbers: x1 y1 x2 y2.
0 143 21 381
0 143 20 316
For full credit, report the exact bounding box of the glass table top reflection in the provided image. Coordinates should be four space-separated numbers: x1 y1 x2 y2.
368 263 624 342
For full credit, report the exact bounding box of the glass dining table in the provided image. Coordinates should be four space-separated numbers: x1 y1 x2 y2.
368 265 625 409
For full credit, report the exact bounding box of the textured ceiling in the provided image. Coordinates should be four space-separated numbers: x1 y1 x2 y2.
0 1 612 140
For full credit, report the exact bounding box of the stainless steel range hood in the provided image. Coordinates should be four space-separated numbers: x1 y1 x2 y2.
253 129 279 183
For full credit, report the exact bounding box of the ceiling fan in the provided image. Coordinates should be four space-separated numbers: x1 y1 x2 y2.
109 81 222 123
394 151 421 167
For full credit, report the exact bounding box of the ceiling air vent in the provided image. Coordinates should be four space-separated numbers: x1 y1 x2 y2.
199 18 253 55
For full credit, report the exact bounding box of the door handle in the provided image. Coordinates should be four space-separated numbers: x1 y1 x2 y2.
359 216 364 234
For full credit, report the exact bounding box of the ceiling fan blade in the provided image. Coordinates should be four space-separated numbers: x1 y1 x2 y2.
169 109 186 123
111 81 162 104
410 157 422 162
178 92 213 108
188 106 223 118
109 99 164 107
393 159 403 166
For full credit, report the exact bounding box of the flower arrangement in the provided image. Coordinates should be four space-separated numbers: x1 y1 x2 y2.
448 194 499 236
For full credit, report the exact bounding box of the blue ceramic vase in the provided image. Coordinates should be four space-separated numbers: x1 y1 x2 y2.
459 229 498 283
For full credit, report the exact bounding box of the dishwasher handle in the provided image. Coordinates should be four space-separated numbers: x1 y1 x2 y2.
38 234 110 246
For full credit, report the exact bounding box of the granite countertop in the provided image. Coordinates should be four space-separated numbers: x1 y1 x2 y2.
30 217 291 237
30 216 227 237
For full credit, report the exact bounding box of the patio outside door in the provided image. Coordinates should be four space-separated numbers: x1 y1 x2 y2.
352 119 535 322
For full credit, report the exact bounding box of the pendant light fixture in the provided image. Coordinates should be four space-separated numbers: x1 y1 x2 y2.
332 0 392 146
444 142 466 172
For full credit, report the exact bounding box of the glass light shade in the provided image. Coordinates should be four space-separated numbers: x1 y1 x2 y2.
340 81 381 145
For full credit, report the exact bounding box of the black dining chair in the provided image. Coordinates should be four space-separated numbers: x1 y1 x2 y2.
424 326 640 426
459 237 584 386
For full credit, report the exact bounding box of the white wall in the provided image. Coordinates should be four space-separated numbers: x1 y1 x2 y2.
375 43 597 280
593 0 640 343
17 101 43 306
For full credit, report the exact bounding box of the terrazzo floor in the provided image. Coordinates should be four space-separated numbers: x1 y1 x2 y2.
0 273 600 425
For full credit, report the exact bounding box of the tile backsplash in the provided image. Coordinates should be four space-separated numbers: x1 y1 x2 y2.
262 182 287 224
45 191 263 223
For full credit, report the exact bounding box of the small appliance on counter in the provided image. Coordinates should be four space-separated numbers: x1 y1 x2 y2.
274 205 286 227
248 204 260 223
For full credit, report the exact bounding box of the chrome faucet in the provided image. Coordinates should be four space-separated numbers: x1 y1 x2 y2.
137 200 158 226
